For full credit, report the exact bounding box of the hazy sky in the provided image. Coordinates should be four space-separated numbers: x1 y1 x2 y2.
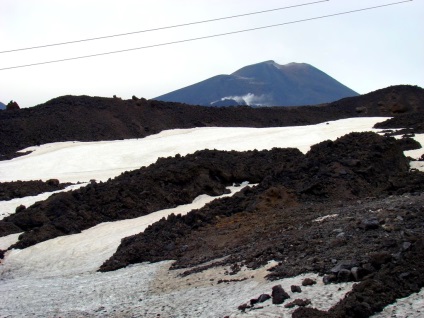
1 0 423 108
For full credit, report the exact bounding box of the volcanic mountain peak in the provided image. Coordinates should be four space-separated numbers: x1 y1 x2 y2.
155 60 359 107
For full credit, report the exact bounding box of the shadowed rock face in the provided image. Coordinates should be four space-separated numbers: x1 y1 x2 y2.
1 85 423 160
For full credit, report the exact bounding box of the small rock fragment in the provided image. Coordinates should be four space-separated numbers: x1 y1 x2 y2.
351 267 367 281
369 251 392 269
15 205 26 213
399 272 411 279
238 303 250 312
291 285 302 293
323 274 337 285
331 259 359 273
402 242 412 251
284 299 312 308
272 285 290 304
302 278 317 286
250 294 271 306
362 218 380 230
257 294 271 303
337 269 352 282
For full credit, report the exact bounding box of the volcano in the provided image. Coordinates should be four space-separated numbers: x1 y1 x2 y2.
155 60 359 106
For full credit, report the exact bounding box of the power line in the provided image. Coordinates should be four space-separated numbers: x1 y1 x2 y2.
0 0 413 71
0 0 329 54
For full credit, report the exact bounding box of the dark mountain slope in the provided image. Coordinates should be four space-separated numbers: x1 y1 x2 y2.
0 102 5 110
1 85 423 159
155 61 359 106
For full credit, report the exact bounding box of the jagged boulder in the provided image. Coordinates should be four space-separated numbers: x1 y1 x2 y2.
6 100 20 110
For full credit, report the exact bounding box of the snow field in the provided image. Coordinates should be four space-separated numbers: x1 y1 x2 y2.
0 260 355 318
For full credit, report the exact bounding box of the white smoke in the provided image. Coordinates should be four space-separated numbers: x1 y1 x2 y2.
219 93 270 106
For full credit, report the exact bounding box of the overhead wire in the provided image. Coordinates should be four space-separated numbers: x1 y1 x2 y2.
0 0 329 54
0 0 413 71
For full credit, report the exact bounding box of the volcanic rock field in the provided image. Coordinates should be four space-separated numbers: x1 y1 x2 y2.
1 85 424 317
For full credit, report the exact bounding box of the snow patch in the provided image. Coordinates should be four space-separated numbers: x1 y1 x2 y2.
0 232 21 250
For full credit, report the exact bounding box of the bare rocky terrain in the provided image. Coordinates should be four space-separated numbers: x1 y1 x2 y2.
1 84 424 317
